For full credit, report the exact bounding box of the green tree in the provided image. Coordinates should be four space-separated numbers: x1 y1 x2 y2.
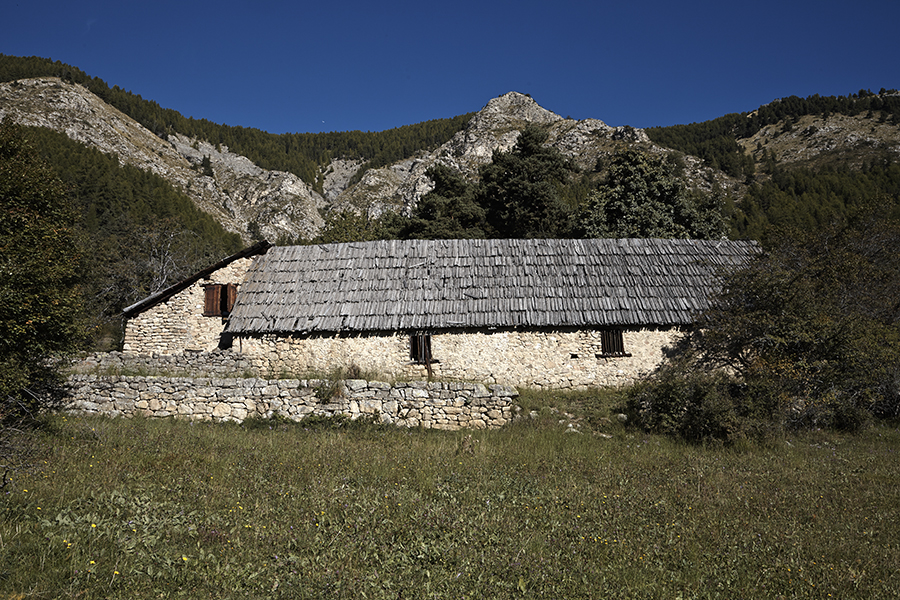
694 211 900 409
630 207 900 441
402 165 486 239
0 119 84 417
478 126 578 238
311 209 405 244
200 154 214 178
580 148 726 239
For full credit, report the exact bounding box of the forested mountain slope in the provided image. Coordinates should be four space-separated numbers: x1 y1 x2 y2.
648 90 900 239
0 55 474 190
2 54 899 258
0 76 325 244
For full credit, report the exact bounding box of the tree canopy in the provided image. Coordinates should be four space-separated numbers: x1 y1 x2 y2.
478 126 579 238
579 148 727 240
0 119 84 414
401 165 487 240
627 206 900 442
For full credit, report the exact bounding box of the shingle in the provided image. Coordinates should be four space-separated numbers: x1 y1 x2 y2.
225 238 758 334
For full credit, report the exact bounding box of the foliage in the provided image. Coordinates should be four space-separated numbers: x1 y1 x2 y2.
632 208 900 441
20 126 243 347
579 148 727 239
624 359 756 444
0 119 85 417
478 125 579 238
0 54 474 189
401 165 486 239
310 209 407 245
350 128 586 242
397 136 727 243
730 160 900 241
4 412 900 598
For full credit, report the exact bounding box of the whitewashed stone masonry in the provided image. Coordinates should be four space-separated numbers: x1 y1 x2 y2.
235 327 679 389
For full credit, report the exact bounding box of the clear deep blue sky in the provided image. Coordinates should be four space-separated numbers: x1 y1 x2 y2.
5 0 899 135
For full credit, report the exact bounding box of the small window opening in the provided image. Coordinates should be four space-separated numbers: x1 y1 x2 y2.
410 332 434 378
597 329 630 357
410 332 433 365
570 353 579 359
203 283 237 317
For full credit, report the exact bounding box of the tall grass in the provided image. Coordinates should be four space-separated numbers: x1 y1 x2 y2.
2 407 899 598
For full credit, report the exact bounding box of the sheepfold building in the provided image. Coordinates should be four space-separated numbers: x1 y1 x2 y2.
218 238 757 388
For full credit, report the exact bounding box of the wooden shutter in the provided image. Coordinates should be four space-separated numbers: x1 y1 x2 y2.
203 285 222 316
204 283 237 317
600 329 626 356
224 283 237 315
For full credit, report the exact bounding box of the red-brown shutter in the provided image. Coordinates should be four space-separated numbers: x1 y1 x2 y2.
225 283 237 315
203 285 222 316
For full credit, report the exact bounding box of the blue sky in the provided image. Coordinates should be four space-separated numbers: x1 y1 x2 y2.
5 0 899 134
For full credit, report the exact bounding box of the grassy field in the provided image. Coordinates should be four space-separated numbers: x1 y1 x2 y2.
2 392 899 599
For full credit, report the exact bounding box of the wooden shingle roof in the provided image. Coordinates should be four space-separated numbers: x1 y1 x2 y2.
225 238 758 334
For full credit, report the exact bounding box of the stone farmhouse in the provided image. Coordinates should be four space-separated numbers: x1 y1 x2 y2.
122 238 757 389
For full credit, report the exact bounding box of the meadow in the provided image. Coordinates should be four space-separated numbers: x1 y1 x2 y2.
2 390 899 599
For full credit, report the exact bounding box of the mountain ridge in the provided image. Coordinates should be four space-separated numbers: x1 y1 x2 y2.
0 77 324 243
1 72 899 245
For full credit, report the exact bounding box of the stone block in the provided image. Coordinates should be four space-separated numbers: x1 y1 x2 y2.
490 384 518 397
212 403 232 418
345 379 368 392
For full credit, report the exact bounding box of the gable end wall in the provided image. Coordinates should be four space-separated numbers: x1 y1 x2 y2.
122 257 255 355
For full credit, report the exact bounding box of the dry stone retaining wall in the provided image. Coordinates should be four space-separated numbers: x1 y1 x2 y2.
66 373 518 430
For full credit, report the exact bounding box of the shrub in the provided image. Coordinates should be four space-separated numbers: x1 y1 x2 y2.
625 359 750 443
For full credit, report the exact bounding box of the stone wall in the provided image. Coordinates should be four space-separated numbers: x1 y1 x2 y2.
66 373 518 430
235 327 680 389
121 257 255 355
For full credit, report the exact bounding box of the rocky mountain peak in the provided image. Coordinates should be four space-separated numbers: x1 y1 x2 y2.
473 91 564 128
331 92 656 217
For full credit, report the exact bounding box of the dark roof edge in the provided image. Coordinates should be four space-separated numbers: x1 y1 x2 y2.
122 240 273 318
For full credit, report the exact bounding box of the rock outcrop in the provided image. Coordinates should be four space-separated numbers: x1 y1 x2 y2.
0 77 324 243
